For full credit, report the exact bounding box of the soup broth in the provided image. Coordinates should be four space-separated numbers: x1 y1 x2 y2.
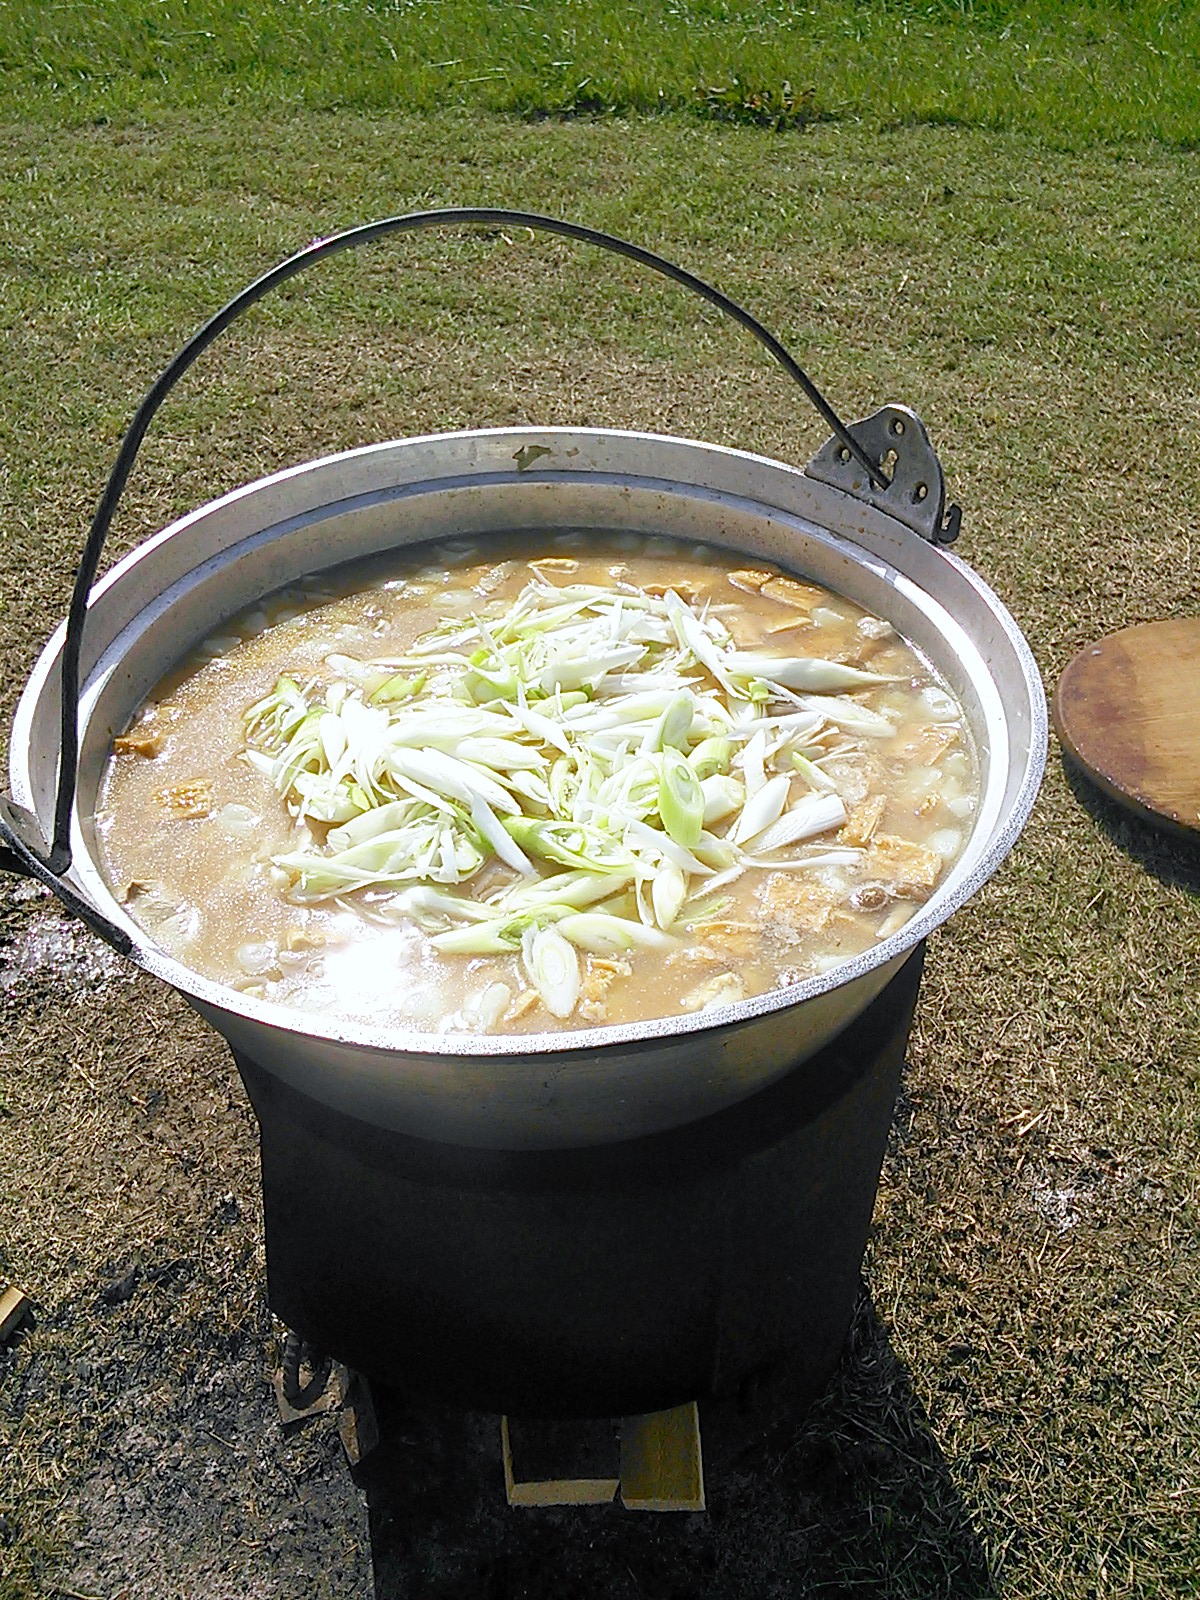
96 534 979 1034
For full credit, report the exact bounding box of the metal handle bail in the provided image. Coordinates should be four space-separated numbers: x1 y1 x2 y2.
0 207 955 891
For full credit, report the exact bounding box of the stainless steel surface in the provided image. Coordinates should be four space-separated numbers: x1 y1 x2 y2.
7 426 1047 1148
806 404 959 545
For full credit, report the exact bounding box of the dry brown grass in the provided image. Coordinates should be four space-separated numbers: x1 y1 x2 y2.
2 110 1199 1598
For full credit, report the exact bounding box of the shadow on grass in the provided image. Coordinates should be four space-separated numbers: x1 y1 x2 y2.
1061 753 1200 895
354 1288 997 1600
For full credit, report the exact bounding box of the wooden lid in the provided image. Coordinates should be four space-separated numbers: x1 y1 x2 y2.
1052 617 1200 837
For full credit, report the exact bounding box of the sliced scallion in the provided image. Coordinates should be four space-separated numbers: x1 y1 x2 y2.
241 563 908 1018
657 749 705 848
522 924 581 1018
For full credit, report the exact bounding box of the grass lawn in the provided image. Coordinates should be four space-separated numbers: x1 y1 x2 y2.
1 8 1199 1598
3 0 1200 147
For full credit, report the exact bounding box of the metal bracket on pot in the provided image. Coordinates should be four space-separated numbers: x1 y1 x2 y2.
0 792 133 954
806 404 961 545
0 793 53 874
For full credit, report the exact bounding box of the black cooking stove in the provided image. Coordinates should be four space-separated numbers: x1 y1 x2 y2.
235 945 924 1420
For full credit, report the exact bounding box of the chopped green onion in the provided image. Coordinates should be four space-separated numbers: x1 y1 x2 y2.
500 869 636 912
700 774 744 826
327 798 424 851
741 728 768 796
392 885 496 927
745 793 848 853
471 793 536 877
688 736 732 780
522 924 581 1018
385 747 517 814
646 689 696 753
793 695 895 738
650 863 688 930
504 817 637 873
369 671 425 705
242 564 912 1019
727 652 892 692
657 749 705 848
731 772 792 845
555 912 674 954
680 894 733 925
789 750 839 793
431 921 527 954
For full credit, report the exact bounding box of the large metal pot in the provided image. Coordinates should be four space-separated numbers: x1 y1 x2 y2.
1 210 1046 1153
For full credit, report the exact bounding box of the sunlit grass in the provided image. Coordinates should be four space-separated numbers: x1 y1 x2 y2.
1 14 1199 1593
1 0 1197 147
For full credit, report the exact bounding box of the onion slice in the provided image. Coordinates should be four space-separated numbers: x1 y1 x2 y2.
240 567 918 1018
522 924 581 1018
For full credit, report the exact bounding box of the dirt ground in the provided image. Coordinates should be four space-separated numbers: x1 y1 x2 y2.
1 890 997 1600
4 799 1197 1599
3 112 1200 1600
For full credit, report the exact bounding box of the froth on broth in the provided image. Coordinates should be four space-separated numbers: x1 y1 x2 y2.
95 533 979 1034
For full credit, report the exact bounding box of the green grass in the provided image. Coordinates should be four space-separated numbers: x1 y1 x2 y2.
2 3 1200 1591
1 0 1199 147
2 103 1200 1599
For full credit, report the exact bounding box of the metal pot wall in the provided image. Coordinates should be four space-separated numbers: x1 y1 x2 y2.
0 210 1046 1153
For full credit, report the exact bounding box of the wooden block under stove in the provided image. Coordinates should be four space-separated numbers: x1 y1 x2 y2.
620 1402 705 1512
501 1415 620 1506
1053 617 1200 837
500 1403 705 1511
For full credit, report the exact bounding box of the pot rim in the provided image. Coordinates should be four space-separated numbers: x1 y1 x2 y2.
11 425 1047 1062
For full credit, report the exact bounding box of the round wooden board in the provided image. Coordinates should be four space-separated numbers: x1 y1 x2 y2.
1052 617 1200 837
